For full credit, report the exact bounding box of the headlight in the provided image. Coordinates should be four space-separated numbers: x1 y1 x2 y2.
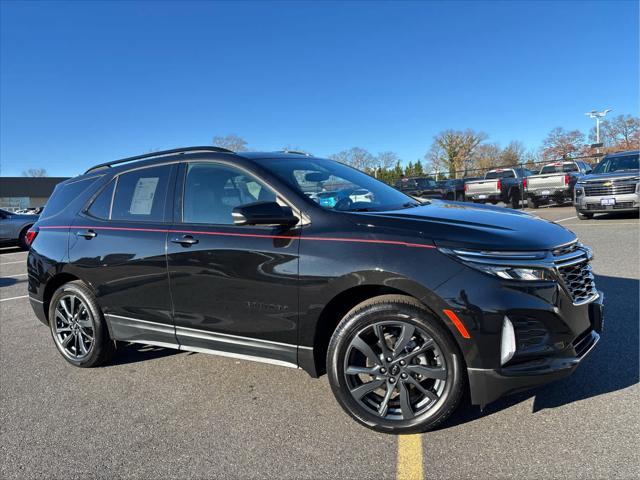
575 186 584 196
438 247 554 281
473 265 553 280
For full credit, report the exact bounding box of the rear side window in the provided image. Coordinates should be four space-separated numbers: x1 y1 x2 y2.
40 177 99 219
110 165 172 222
86 180 115 219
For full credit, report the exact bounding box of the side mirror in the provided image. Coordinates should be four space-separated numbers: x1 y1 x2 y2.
232 201 298 227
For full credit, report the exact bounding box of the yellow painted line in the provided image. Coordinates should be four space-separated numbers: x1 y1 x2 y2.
397 434 424 480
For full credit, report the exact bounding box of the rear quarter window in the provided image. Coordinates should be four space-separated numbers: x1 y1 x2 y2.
40 177 100 219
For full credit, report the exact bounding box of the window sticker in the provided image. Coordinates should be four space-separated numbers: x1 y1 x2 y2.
129 177 159 215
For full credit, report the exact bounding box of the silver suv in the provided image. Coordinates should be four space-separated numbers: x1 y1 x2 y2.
574 150 639 220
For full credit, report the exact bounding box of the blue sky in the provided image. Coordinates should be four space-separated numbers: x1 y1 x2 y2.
1 0 638 177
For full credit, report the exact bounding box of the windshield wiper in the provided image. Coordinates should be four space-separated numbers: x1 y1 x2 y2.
402 201 422 209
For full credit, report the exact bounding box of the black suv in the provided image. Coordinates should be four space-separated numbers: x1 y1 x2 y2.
27 147 603 433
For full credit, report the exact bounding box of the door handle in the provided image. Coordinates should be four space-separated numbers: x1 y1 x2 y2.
76 229 97 239
171 235 199 246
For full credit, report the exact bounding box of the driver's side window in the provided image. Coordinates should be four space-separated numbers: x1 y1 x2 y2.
182 163 277 225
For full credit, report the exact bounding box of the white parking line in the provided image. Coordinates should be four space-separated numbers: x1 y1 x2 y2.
554 216 577 223
0 251 27 257
1 273 28 278
0 260 26 265
0 295 29 302
564 222 640 227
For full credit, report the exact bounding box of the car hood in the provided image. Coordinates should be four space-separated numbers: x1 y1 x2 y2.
356 200 576 251
578 171 639 183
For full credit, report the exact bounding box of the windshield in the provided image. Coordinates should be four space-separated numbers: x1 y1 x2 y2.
540 163 579 174
592 154 639 174
263 157 419 212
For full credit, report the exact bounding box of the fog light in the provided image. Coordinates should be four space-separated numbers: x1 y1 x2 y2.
500 316 516 366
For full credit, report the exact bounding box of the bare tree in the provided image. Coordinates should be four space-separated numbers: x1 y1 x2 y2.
426 129 487 178
213 134 249 152
22 168 48 177
329 147 376 171
375 151 401 170
590 114 640 151
540 127 586 161
499 140 526 166
472 143 501 172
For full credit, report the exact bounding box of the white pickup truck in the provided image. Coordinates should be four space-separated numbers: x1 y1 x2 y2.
525 161 593 208
464 167 533 209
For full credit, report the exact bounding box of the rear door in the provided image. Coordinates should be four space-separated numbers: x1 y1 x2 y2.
68 163 178 347
166 161 300 366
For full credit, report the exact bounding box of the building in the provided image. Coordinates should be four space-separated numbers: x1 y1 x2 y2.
0 177 69 211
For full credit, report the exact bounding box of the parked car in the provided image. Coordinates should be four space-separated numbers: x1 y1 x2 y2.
574 150 639 219
27 146 603 434
439 177 481 201
0 208 39 249
525 161 592 208
464 168 533 208
395 177 444 199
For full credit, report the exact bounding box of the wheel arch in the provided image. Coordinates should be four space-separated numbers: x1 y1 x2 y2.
42 272 87 323
305 282 459 377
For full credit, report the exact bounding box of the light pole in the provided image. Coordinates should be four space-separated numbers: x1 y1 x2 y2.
585 109 612 150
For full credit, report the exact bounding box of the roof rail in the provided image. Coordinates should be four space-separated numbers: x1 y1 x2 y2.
278 150 312 156
84 146 235 174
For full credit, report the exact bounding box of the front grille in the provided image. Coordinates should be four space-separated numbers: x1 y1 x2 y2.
584 183 636 196
586 201 635 210
553 242 598 305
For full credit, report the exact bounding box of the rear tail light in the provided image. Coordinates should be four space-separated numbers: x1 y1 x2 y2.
464 183 468 192
25 227 39 247
497 179 502 190
523 178 528 189
564 174 570 185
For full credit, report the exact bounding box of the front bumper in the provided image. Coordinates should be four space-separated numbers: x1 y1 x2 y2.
575 192 639 213
467 292 603 407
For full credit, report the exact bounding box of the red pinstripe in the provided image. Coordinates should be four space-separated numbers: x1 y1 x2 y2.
39 225 436 249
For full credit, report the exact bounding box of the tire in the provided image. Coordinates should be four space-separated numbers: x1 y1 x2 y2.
577 211 593 220
48 280 114 367
530 198 539 209
17 225 33 250
326 295 465 434
510 192 521 209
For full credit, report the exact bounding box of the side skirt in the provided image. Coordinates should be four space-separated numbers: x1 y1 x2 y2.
104 313 305 370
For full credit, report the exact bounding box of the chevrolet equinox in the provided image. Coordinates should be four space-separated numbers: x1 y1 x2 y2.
26 147 604 433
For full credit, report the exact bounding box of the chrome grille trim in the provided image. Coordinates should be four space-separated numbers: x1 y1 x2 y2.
583 184 636 196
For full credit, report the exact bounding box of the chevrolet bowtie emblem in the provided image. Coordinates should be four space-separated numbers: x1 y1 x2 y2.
603 181 613 187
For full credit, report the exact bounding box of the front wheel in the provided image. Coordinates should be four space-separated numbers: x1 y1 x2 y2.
530 198 539 209
510 192 521 209
327 295 465 434
48 280 114 367
577 211 593 220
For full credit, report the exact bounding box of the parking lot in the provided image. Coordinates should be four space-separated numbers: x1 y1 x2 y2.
0 205 638 480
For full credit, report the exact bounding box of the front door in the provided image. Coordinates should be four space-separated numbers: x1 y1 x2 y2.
166 161 300 366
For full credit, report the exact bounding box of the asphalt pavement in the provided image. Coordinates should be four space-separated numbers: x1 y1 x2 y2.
1 205 638 479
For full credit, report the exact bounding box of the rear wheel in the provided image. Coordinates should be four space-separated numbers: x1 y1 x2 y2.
530 198 539 209
48 281 114 367
327 295 465 434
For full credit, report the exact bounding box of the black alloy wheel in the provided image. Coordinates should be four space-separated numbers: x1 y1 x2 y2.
327 295 464 433
49 281 114 367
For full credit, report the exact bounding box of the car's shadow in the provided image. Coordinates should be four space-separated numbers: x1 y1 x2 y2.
441 273 639 429
109 342 180 366
0 277 25 287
